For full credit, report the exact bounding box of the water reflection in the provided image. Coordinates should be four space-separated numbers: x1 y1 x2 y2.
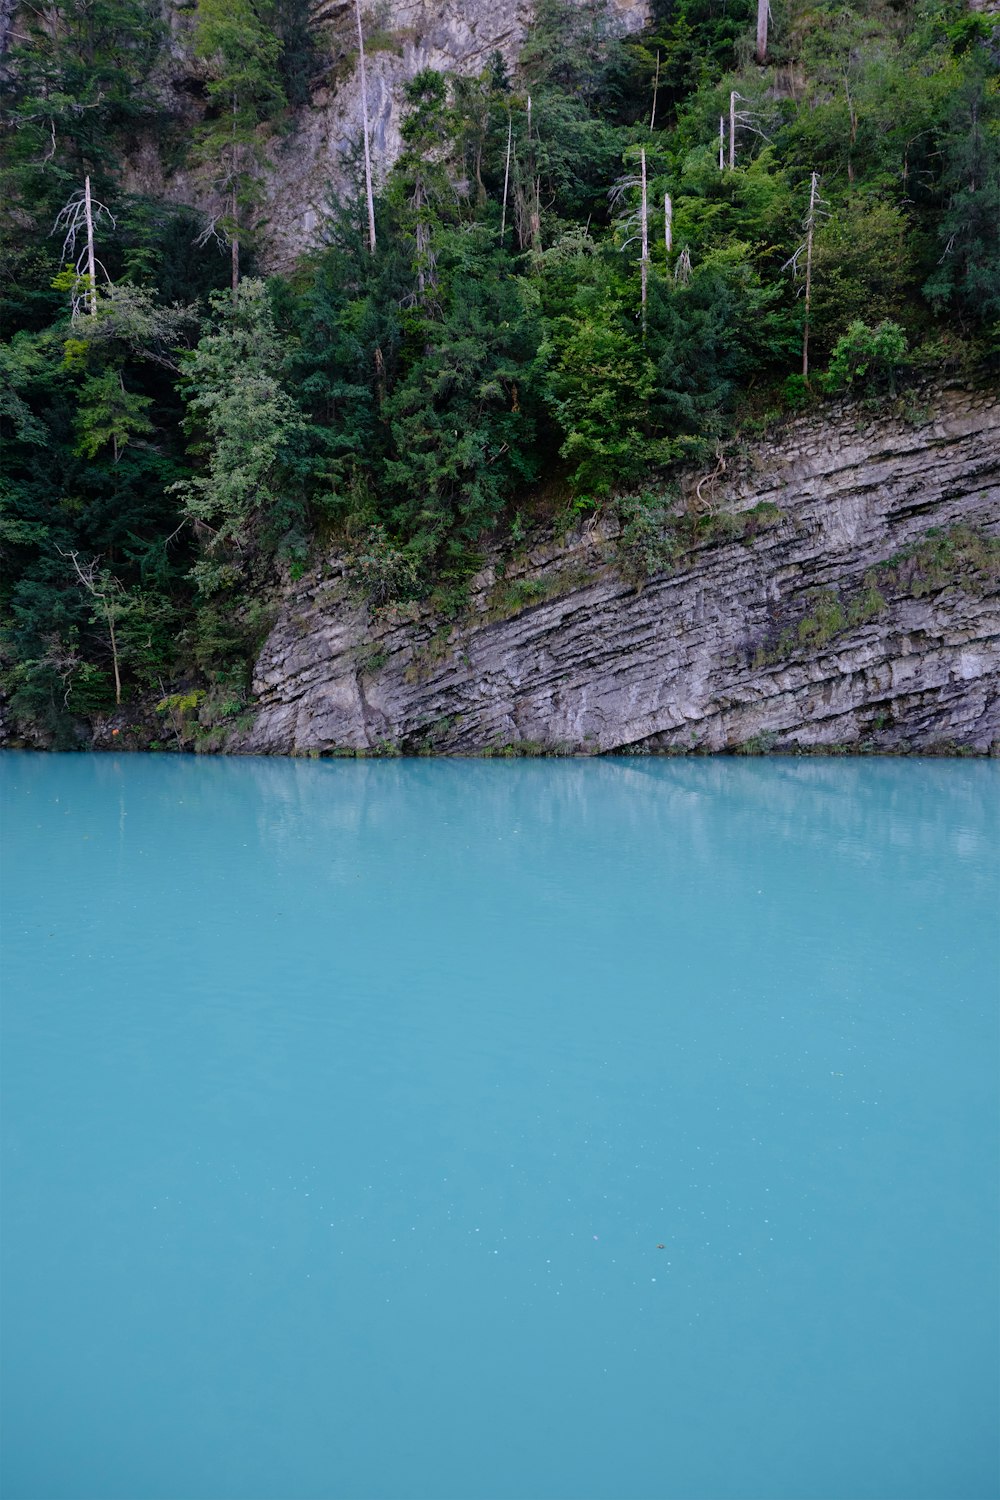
2 753 997 1500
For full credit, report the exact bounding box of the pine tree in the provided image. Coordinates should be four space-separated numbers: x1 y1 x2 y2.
171 281 306 591
191 0 286 300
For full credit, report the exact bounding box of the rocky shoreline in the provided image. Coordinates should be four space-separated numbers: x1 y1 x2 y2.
233 385 1000 758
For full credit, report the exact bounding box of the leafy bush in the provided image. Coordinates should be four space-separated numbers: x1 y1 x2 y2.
616 489 680 583
349 526 421 612
824 320 909 395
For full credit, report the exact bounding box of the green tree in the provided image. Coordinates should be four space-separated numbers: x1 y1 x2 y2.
541 249 668 500
390 69 458 301
73 370 153 461
171 281 307 593
0 0 163 333
649 248 796 434
810 197 916 346
191 0 286 299
922 55 1000 328
381 225 539 572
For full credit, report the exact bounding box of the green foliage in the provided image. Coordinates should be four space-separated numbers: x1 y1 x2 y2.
755 582 887 666
190 0 287 257
825 320 909 394
73 370 154 459
873 526 1000 598
810 201 916 346
1 0 162 212
349 526 421 611
381 223 539 566
640 0 755 122
543 269 668 500
171 281 307 590
274 0 325 109
616 489 681 583
754 525 1000 670
922 56 1000 326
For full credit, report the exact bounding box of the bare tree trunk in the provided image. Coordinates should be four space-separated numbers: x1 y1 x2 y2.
756 0 769 63
61 549 123 706
500 113 512 243
530 181 541 253
640 149 649 336
230 94 240 302
844 78 857 185
231 185 240 302
374 344 385 405
803 171 818 380
415 189 426 300
718 115 725 171
108 616 122 706
355 0 377 254
664 192 672 257
526 96 540 251
729 91 736 170
84 174 97 316
650 50 660 132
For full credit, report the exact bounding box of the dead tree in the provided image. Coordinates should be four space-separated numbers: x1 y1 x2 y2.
229 99 240 297
58 550 125 706
525 94 541 251
756 0 769 63
640 149 649 335
783 172 828 379
52 177 115 319
84 176 97 313
500 112 513 244
355 0 377 254
664 192 672 257
609 156 650 330
800 173 819 379
727 93 773 170
650 51 660 132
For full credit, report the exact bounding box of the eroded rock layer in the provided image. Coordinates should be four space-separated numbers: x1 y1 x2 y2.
240 386 1000 756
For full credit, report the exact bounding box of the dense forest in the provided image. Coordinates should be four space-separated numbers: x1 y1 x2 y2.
2 0 998 746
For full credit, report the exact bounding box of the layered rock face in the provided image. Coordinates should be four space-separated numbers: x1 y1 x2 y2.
239 386 1000 757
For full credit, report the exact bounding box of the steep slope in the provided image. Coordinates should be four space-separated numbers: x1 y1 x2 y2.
129 0 648 270
238 385 1000 755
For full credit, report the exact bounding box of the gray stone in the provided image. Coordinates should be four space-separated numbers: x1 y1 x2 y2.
236 385 1000 757
121 0 649 270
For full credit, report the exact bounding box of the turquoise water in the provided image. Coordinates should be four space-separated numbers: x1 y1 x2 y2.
1 753 997 1500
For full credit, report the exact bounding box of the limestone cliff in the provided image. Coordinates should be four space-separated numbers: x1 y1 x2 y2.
127 0 647 271
259 0 647 268
236 385 1000 756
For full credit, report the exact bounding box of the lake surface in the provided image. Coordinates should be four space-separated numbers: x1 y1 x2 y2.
1 753 997 1500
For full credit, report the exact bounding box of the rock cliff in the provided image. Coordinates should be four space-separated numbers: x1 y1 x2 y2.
238 385 1000 756
258 0 647 267
128 0 648 271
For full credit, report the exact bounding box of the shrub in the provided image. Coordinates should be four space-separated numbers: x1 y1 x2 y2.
349 525 420 612
824 320 908 396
